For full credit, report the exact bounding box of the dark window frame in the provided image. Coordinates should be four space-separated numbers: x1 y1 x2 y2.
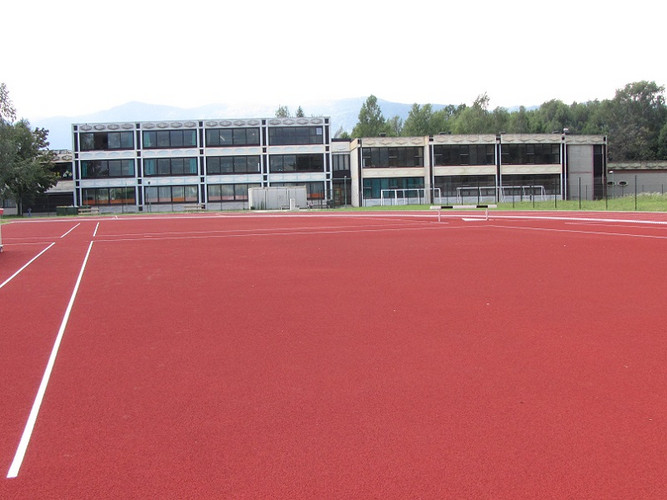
144 184 199 204
268 126 324 145
80 159 135 178
205 128 260 147
143 157 198 176
80 131 134 151
206 155 261 174
143 130 197 149
362 147 424 168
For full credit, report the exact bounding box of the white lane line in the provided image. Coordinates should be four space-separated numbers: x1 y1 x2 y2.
7 240 95 479
93 222 100 238
94 224 458 243
488 224 667 240
0 243 56 291
59 223 80 239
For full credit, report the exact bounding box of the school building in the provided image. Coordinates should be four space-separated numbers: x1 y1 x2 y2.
70 117 608 211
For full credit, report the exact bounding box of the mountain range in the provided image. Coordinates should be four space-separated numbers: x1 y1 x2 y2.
33 98 452 150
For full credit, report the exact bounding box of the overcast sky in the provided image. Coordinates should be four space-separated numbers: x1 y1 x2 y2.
4 0 666 120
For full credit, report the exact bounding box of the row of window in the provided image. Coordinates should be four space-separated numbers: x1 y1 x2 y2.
79 154 326 178
82 187 136 205
434 145 495 166
78 126 326 151
500 144 561 165
362 147 424 168
80 182 328 205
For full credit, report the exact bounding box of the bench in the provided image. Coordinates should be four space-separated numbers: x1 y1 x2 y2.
183 203 206 212
78 206 100 215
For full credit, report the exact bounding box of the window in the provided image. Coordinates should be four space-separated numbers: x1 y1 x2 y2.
362 147 423 168
269 154 324 173
143 130 197 149
207 183 260 202
501 144 560 165
82 187 136 205
143 157 198 176
205 128 260 147
80 132 134 151
206 155 261 174
433 144 495 166
269 126 324 145
332 154 350 172
145 185 198 203
80 159 135 178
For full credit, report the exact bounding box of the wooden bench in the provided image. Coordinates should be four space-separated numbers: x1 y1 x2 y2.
78 206 100 215
183 203 206 212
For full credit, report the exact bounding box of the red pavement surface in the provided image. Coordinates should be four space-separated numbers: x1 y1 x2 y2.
1 212 666 498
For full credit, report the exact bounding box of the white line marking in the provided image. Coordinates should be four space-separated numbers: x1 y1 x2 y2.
484 214 667 226
59 223 80 238
488 224 667 240
0 243 56 290
93 224 460 243
93 222 100 237
7 240 94 479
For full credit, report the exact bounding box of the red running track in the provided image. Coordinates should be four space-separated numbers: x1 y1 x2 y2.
1 212 666 498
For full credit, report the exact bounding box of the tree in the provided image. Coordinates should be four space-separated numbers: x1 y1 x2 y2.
453 93 493 134
275 105 291 118
533 99 572 133
402 104 434 136
605 81 666 161
430 104 465 135
1 85 57 214
352 95 388 137
275 105 305 118
1 82 17 122
386 115 403 137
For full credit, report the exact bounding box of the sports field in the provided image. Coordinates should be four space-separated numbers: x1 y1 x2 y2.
1 211 666 498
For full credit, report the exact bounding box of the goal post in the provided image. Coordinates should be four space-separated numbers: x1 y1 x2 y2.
380 188 441 206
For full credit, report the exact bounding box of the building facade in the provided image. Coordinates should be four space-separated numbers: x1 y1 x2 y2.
71 118 606 211
349 133 607 206
72 117 331 211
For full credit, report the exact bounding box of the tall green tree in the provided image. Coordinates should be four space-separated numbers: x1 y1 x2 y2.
352 95 388 137
402 104 434 136
605 81 666 161
386 115 403 137
1 84 57 215
453 93 493 134
430 104 465 135
0 120 57 215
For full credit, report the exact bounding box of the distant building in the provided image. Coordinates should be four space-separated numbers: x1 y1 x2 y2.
71 117 608 211
606 161 667 197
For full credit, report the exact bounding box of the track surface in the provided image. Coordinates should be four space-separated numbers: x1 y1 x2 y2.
1 211 666 498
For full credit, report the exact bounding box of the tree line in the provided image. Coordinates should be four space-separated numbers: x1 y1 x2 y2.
345 81 667 163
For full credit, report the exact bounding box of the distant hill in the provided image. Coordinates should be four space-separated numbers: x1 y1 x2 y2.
34 98 452 150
